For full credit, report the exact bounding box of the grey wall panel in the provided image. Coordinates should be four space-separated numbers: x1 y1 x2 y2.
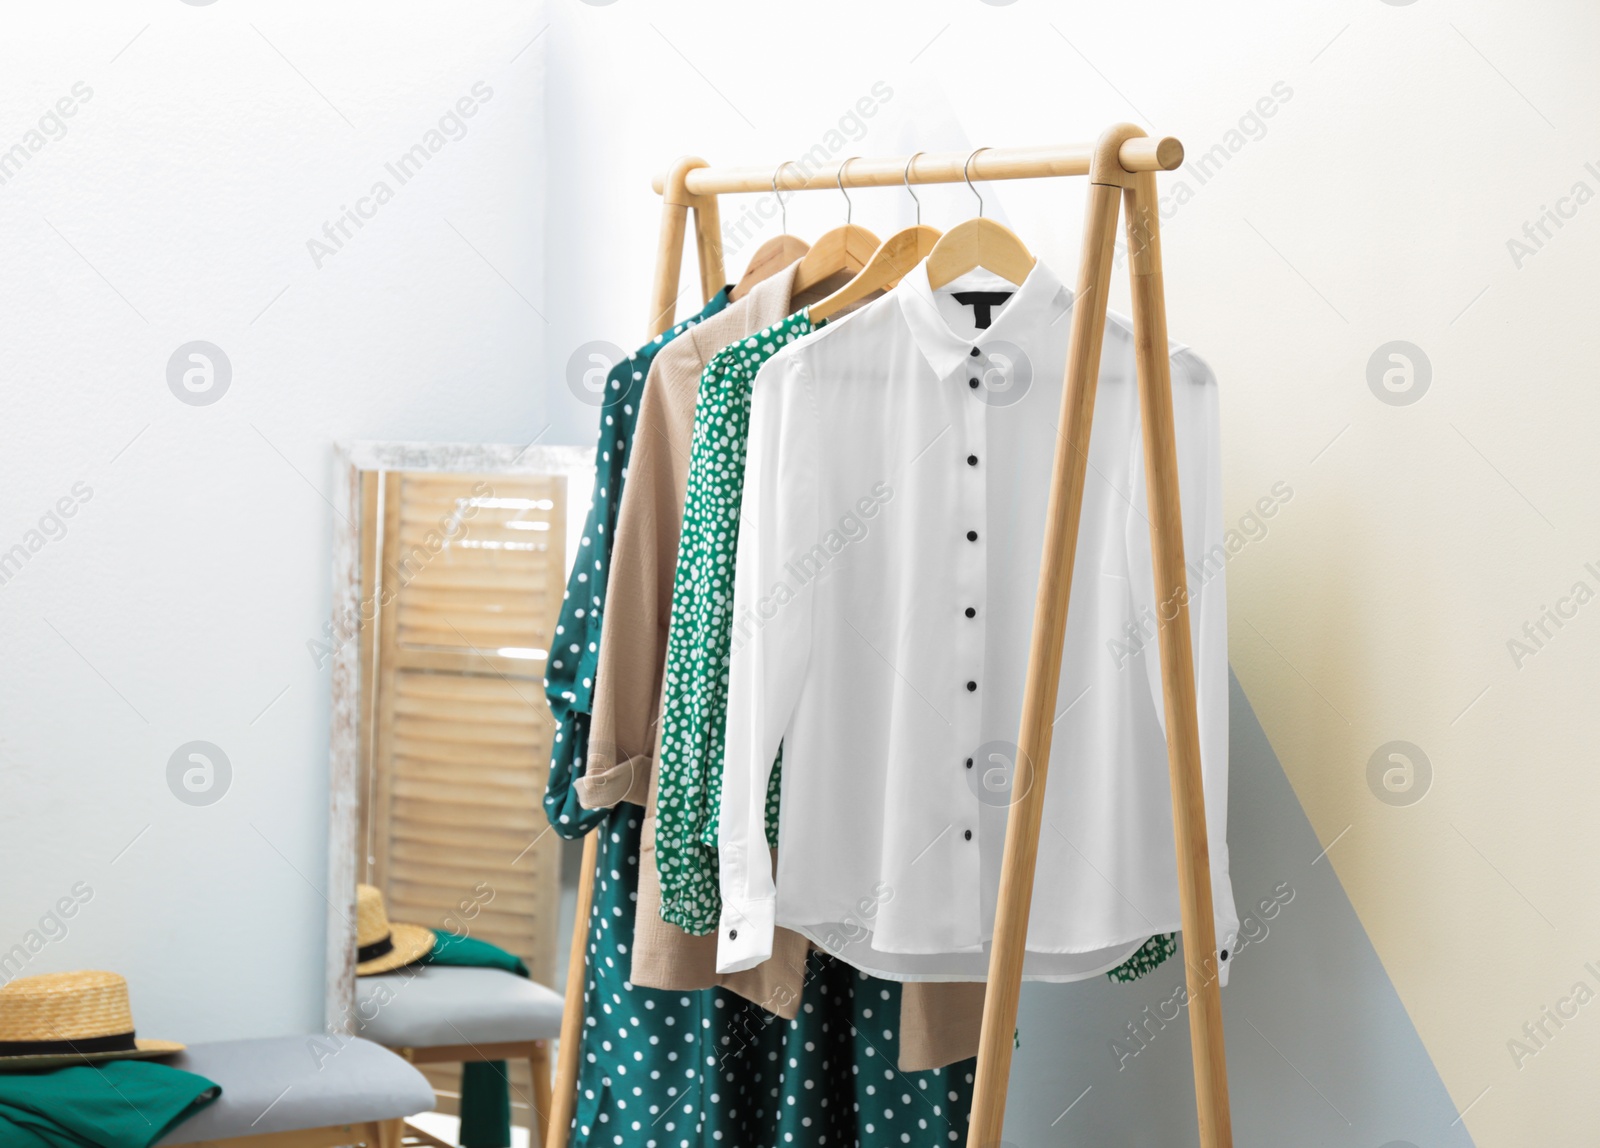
1000 671 1472 1148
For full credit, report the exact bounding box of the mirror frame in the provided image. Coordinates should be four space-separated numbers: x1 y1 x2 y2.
324 439 593 1032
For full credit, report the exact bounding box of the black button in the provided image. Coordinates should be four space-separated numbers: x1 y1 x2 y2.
965 757 973 769
966 530 978 542
969 347 980 358
1220 949 1229 960
968 377 979 389
966 681 977 692
965 607 976 618
729 928 738 940
967 454 978 467
963 829 973 841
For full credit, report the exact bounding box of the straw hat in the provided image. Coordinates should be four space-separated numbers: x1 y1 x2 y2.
356 884 436 975
0 970 184 1070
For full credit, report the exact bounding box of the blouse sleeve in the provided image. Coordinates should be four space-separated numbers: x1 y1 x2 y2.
716 350 818 973
1124 345 1240 983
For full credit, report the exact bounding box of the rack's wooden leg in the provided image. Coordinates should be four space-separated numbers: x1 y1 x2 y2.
1123 168 1233 1148
649 203 691 336
530 1040 554 1147
651 156 709 335
545 832 597 1148
692 195 725 303
965 174 1125 1148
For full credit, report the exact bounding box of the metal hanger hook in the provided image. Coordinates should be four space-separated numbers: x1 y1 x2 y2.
903 151 924 226
963 148 988 218
837 157 860 227
772 160 794 236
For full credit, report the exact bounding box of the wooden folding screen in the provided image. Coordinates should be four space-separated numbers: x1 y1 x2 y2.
361 469 567 1120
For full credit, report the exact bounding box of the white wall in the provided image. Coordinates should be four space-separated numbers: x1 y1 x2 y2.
0 0 547 1040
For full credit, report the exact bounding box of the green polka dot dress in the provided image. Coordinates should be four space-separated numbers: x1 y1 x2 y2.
545 291 729 841
571 806 975 1148
655 310 818 935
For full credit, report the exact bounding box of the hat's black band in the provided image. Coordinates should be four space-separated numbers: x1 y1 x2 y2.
358 933 395 964
0 1030 138 1056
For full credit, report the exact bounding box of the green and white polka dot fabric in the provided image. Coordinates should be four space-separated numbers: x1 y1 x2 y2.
655 310 818 936
544 290 729 842
570 807 977 1147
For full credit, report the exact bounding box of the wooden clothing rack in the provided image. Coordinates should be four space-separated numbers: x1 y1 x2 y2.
547 126 1232 1148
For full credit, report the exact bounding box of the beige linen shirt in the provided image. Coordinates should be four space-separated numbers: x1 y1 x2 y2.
578 261 982 1070
574 266 796 810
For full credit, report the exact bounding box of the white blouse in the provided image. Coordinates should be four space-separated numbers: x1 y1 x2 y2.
715 259 1239 983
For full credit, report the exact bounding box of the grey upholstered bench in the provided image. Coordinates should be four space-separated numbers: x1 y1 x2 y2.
355 965 564 1146
154 1034 435 1148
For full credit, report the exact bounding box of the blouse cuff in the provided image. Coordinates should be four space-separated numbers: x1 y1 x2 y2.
576 750 652 810
715 898 775 974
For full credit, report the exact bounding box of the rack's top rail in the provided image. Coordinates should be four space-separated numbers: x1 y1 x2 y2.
651 138 1182 198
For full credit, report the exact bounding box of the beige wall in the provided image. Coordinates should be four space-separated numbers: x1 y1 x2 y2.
1188 9 1600 1144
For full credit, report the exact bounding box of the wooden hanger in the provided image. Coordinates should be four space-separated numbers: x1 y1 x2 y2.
925 148 1036 291
791 158 881 299
731 161 810 301
809 152 943 324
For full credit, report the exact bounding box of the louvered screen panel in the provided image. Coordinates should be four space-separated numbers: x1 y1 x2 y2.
386 669 553 960
392 473 560 657
364 469 566 1127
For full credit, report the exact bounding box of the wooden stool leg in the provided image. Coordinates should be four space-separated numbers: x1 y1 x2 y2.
528 1040 554 1147
366 1117 404 1148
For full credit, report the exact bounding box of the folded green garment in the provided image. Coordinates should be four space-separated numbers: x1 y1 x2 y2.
0 1060 219 1148
424 929 530 1148
427 929 528 978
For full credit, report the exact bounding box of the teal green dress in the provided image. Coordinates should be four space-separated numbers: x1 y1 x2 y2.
572 807 974 1147
0 1061 218 1148
545 305 976 1147
544 289 730 842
